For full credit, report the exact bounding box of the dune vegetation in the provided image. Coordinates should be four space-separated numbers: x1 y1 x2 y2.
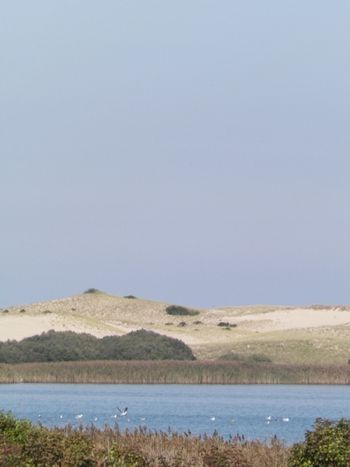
0 330 195 363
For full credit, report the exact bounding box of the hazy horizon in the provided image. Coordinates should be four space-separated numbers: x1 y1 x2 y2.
2 1 350 308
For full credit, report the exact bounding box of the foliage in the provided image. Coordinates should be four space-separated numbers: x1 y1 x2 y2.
124 295 137 299
177 321 187 327
0 330 195 363
0 412 289 467
165 305 200 316
101 330 195 361
289 418 350 467
83 288 102 294
217 322 237 328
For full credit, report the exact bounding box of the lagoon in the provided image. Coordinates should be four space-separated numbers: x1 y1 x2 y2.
0 384 349 444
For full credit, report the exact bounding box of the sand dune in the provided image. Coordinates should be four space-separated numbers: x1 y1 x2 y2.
1 292 350 363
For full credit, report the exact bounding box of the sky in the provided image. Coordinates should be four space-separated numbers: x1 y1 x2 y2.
1 1 350 308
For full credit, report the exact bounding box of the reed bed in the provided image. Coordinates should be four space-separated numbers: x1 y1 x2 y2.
0 360 350 384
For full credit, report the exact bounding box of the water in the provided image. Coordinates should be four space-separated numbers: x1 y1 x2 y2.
0 384 349 444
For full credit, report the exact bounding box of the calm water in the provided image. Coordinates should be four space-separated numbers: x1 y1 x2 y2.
0 384 349 444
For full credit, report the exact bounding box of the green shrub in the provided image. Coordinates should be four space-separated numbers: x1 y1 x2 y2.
124 295 137 299
165 305 199 316
0 329 195 363
217 322 237 328
289 418 350 467
83 288 101 294
177 321 187 327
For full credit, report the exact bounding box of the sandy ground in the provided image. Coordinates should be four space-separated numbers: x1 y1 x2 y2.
229 308 350 332
0 314 116 341
0 315 66 341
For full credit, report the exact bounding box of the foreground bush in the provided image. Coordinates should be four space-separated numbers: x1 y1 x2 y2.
289 418 350 467
0 412 289 466
5 413 350 466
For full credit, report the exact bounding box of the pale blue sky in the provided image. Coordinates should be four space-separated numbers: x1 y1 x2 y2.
1 1 350 307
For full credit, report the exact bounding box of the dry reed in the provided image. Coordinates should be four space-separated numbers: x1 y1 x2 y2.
0 360 349 384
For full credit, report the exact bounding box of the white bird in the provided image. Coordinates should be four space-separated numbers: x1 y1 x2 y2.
94 417 98 422
59 415 63 419
210 416 216 421
75 414 83 419
111 414 118 419
140 417 146 421
282 417 290 422
118 407 128 417
266 416 272 421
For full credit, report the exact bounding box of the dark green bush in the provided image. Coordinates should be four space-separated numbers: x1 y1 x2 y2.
124 295 137 299
217 322 237 327
165 305 199 316
83 288 101 294
0 330 195 363
289 418 350 467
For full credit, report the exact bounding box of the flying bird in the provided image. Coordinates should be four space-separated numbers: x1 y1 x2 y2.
118 407 128 417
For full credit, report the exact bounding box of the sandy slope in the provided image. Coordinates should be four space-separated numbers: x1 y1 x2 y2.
1 292 350 363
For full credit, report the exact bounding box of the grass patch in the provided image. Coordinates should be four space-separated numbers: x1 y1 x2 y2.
219 352 272 363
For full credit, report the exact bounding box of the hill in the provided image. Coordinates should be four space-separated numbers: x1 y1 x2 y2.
1 290 350 364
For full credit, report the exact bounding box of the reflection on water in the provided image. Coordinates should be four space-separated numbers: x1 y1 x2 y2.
0 384 349 443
